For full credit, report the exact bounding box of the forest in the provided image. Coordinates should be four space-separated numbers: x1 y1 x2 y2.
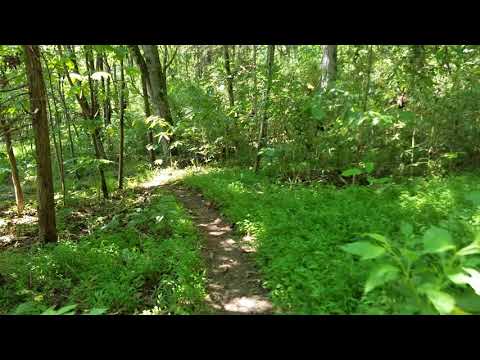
0 44 479 315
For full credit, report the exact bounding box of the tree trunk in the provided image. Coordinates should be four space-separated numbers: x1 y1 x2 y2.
58 76 80 179
102 57 114 154
129 45 156 165
362 45 374 113
319 45 337 91
42 53 67 206
254 45 276 173
84 46 109 198
45 91 64 202
252 45 258 116
118 54 126 189
58 45 109 199
223 45 235 108
251 45 259 154
85 46 107 160
97 52 112 128
23 45 57 243
141 45 173 162
0 119 25 214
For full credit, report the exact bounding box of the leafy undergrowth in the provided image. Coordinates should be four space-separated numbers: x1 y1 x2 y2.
183 168 480 314
0 180 207 315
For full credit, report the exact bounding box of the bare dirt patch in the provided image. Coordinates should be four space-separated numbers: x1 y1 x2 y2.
166 183 274 314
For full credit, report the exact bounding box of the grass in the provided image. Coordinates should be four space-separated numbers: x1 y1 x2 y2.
0 168 207 315
183 168 480 314
3 160 480 314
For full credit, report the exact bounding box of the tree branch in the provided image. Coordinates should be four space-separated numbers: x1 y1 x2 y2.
0 91 29 107
0 83 27 93
165 46 178 71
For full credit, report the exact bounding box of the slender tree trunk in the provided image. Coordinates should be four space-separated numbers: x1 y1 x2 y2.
129 45 156 166
118 54 126 189
85 47 107 160
111 61 119 115
0 119 25 214
195 46 202 80
231 45 236 71
105 72 112 126
362 45 374 113
84 46 109 198
254 45 275 173
97 52 112 128
102 57 114 155
45 92 63 200
58 45 109 199
319 45 337 91
57 76 80 179
141 45 173 163
23 45 57 243
251 45 259 154
252 45 258 116
223 45 235 108
42 54 66 206
223 45 236 159
58 77 75 160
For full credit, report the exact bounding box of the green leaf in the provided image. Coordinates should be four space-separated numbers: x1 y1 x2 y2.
455 292 480 313
400 222 413 238
457 240 480 257
364 162 374 173
340 241 386 260
365 264 400 294
41 307 57 315
56 304 77 315
42 304 77 315
465 191 480 206
342 168 363 177
422 226 455 254
424 290 455 315
85 308 108 315
363 233 390 246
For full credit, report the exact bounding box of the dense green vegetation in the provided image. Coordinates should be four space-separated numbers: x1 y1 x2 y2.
0 173 206 314
184 168 480 314
1 45 480 314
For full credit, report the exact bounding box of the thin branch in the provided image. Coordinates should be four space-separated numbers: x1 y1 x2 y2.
0 83 27 93
0 91 29 107
163 45 168 70
0 122 31 137
165 46 178 71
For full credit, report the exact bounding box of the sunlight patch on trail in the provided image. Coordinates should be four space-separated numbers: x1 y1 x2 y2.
140 167 208 189
141 168 187 189
224 296 272 313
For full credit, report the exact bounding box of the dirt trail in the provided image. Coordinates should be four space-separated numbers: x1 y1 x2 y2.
165 183 274 314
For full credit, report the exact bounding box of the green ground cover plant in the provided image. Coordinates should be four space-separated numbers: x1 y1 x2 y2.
184 168 480 314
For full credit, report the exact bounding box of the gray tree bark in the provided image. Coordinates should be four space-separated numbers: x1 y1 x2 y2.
319 45 337 91
141 45 173 162
129 45 156 165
